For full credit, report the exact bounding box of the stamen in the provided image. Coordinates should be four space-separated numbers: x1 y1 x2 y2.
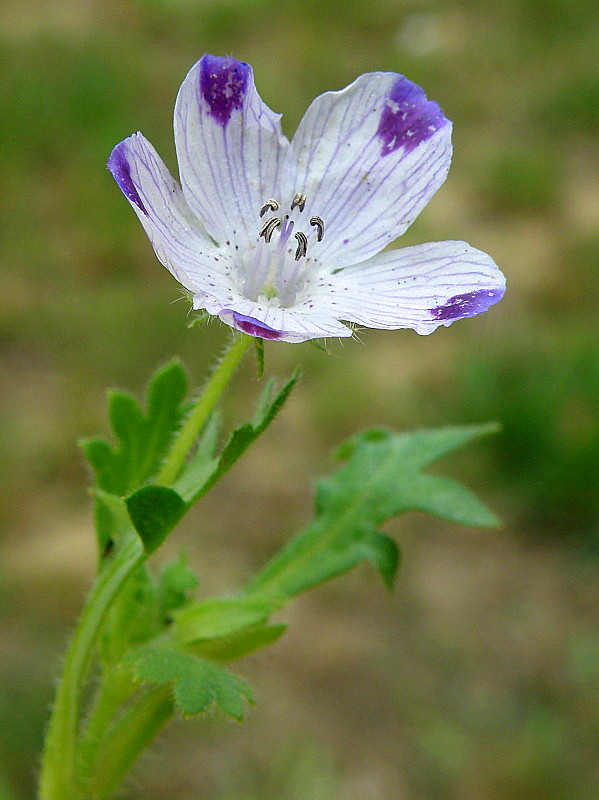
291 193 307 212
294 231 308 260
310 216 325 241
259 199 280 217
259 216 281 243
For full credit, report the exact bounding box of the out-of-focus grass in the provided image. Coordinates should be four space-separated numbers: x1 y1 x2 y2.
1 0 598 798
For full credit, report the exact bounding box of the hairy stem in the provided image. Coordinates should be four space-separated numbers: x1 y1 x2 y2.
86 687 174 800
38 531 144 800
40 334 253 799
77 666 138 790
156 333 252 485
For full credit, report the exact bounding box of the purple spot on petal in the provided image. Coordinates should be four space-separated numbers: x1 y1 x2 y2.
224 311 285 340
199 54 250 127
107 142 148 215
377 76 449 156
431 288 505 321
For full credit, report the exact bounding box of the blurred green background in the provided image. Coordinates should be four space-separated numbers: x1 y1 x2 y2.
1 0 598 798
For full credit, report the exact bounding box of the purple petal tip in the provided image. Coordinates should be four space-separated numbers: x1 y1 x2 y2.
198 54 250 127
431 287 505 322
107 141 148 215
223 311 285 340
377 76 449 156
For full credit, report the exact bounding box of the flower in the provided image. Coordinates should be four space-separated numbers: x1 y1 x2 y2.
109 54 505 343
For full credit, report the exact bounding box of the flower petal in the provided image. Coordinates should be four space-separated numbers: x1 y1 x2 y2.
192 292 352 343
282 72 452 268
174 55 289 248
314 241 505 334
108 133 235 295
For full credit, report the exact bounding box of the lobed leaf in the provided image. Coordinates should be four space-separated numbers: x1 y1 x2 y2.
80 360 188 497
125 647 254 719
245 424 499 605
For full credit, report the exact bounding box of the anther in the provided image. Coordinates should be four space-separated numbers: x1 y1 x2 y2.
259 216 281 243
291 193 307 212
294 231 308 260
259 199 280 217
310 216 325 242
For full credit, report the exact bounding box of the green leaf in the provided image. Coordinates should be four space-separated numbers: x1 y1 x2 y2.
123 371 301 546
157 553 199 617
100 564 159 664
100 553 199 664
126 647 254 719
245 424 499 605
193 623 287 662
173 597 272 645
91 489 135 556
80 360 188 497
171 411 222 502
176 369 301 504
354 529 401 589
125 485 186 555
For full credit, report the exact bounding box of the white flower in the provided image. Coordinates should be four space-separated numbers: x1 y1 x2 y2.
109 55 505 342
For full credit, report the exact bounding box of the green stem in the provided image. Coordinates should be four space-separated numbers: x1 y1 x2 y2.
40 334 252 799
156 333 252 486
87 687 174 800
77 666 138 789
39 531 144 800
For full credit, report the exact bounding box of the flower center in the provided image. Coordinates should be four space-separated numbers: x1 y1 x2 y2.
241 195 325 307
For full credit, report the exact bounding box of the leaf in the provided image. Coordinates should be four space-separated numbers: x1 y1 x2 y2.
175 368 301 504
80 360 188 497
91 489 134 556
173 597 272 645
125 485 186 554
126 647 254 719
192 623 287 663
245 424 499 605
124 371 301 546
157 553 200 617
100 564 159 664
100 553 199 664
171 412 221 502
